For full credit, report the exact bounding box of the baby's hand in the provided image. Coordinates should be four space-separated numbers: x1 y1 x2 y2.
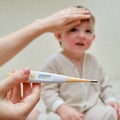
56 104 84 120
107 102 120 119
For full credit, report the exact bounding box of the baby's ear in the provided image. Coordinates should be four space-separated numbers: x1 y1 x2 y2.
93 34 96 41
54 33 62 42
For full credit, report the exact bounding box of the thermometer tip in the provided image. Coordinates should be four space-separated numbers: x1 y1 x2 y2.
91 80 98 83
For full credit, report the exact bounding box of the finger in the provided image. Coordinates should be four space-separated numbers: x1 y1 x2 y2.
73 113 84 120
23 83 32 97
70 8 90 15
64 12 91 24
64 7 90 14
10 84 22 103
62 20 81 32
7 88 13 100
70 14 91 21
64 8 91 19
117 109 120 118
107 103 118 112
112 104 118 112
79 114 84 119
20 83 41 114
0 68 30 98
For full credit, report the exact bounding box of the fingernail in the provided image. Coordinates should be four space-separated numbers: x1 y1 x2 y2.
21 68 29 75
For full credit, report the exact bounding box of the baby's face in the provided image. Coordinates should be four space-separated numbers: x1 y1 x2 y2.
59 19 95 55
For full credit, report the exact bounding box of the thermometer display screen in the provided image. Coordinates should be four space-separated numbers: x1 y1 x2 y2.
38 75 51 80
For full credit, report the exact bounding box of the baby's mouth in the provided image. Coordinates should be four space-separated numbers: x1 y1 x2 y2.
75 42 84 46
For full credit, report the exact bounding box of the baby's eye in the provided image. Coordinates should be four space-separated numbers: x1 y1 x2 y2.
85 29 92 33
70 28 78 32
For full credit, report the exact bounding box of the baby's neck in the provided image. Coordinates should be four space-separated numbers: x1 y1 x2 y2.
61 51 84 61
61 51 84 74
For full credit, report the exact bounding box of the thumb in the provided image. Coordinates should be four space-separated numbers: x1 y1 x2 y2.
0 68 30 98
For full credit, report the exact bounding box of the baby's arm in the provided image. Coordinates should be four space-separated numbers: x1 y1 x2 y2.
98 64 120 119
42 78 65 111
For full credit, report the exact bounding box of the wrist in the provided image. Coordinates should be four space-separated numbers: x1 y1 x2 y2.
51 99 65 112
56 104 66 114
26 20 47 36
33 19 51 33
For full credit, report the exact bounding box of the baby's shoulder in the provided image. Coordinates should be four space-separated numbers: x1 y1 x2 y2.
85 52 98 62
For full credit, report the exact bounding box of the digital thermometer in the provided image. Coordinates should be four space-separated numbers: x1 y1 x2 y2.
8 71 98 83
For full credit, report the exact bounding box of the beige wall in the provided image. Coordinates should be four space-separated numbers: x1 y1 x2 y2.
0 0 120 80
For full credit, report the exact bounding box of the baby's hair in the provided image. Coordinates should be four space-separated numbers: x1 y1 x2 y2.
76 5 84 8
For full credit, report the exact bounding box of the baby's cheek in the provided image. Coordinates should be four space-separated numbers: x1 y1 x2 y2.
86 40 93 46
66 38 75 46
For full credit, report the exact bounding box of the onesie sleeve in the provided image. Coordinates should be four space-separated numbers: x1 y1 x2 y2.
97 61 119 104
41 56 65 112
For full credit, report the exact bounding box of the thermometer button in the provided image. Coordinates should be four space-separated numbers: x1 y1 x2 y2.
29 74 35 78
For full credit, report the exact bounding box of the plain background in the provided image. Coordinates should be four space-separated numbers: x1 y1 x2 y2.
0 0 120 111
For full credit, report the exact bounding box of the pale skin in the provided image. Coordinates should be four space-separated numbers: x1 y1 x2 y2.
55 16 120 120
0 68 40 120
56 104 84 120
107 102 120 120
0 7 91 120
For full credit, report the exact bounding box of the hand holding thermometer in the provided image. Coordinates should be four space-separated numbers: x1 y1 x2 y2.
7 71 98 83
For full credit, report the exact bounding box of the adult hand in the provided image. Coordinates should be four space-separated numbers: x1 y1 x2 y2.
35 7 91 33
0 68 41 120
